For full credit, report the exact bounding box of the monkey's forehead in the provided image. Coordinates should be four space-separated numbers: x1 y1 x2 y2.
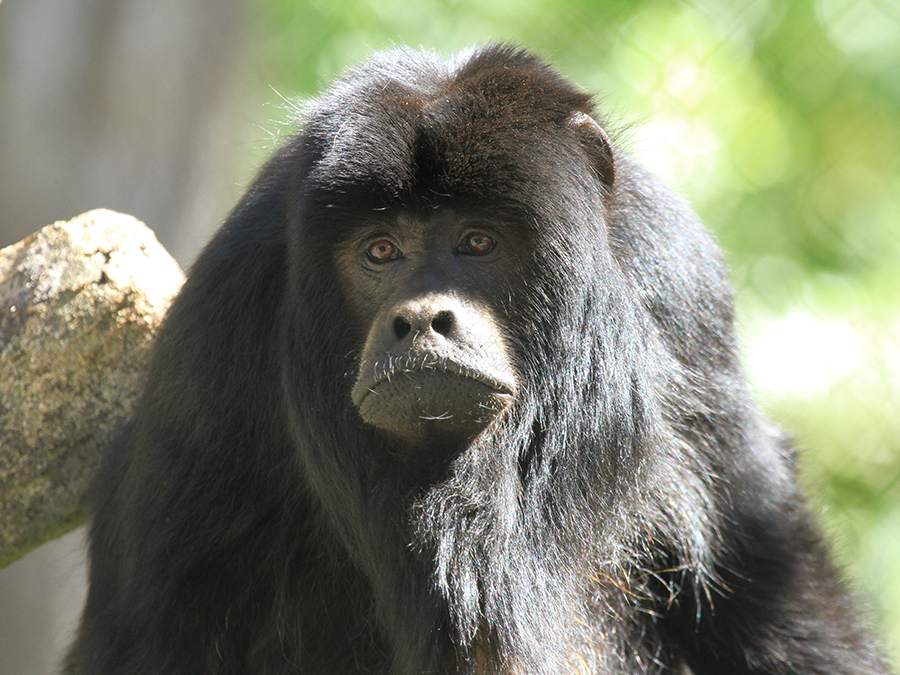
297 44 603 215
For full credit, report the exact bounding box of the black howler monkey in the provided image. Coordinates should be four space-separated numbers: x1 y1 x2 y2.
66 45 891 675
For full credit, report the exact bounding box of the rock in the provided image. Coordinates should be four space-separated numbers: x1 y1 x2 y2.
0 209 183 567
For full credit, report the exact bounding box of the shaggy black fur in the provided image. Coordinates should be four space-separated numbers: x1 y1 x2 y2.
66 45 890 674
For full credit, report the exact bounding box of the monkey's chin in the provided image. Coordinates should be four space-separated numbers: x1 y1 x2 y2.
354 371 513 441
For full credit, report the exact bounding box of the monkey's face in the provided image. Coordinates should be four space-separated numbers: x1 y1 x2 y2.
336 211 524 442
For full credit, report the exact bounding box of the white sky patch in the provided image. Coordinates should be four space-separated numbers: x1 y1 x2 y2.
633 113 720 193
745 311 866 399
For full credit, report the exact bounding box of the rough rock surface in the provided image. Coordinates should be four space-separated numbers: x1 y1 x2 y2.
0 209 183 567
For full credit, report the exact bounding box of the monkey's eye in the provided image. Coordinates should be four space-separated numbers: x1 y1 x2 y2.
366 239 400 263
459 232 496 256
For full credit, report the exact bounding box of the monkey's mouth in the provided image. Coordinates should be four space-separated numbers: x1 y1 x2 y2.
351 355 515 437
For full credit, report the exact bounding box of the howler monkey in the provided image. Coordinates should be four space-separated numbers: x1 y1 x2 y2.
66 45 891 675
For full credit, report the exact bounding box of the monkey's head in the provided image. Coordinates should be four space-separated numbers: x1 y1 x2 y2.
303 51 616 444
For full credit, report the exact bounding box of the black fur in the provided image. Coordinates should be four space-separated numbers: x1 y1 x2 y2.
66 45 890 674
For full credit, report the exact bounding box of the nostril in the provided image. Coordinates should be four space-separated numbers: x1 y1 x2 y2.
431 311 454 336
393 316 411 340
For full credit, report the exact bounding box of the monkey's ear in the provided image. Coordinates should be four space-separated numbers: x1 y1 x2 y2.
569 112 615 190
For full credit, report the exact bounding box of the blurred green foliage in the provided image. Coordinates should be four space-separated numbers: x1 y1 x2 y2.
248 0 900 661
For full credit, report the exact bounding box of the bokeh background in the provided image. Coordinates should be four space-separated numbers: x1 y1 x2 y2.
1 0 898 672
